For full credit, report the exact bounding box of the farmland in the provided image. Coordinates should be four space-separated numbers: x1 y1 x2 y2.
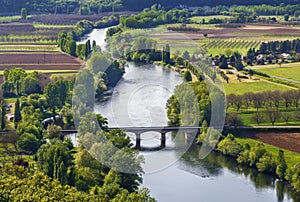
236 136 300 167
257 65 300 82
0 50 82 84
0 52 81 65
204 39 261 56
224 80 291 95
153 23 300 58
0 2 300 200
190 15 231 23
0 23 69 44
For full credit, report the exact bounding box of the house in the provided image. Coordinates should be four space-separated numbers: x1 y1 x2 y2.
42 115 63 128
6 114 14 122
256 54 266 64
281 53 292 60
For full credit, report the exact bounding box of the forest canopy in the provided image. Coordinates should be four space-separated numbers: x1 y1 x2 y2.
1 0 300 13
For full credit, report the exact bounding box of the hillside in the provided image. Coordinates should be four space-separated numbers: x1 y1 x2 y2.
1 0 300 13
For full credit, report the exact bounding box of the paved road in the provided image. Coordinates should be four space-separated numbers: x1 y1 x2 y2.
268 74 300 84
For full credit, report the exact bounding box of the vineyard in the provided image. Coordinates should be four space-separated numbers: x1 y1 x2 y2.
0 24 69 44
0 45 58 51
203 39 262 56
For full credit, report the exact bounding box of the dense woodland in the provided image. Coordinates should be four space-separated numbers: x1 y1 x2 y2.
2 0 300 14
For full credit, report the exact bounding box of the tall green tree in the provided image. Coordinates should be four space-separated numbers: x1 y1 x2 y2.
14 98 21 128
44 84 60 113
20 8 27 20
1 101 6 130
21 76 40 94
85 40 92 59
37 139 72 185
17 133 40 153
66 40 77 57
276 150 287 179
58 31 67 52
219 55 228 69
162 44 170 64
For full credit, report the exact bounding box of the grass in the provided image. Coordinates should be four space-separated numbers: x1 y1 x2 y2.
50 73 77 80
157 23 220 30
238 111 300 126
204 39 261 57
256 15 286 22
236 137 300 167
4 98 17 103
258 66 300 82
0 51 59 54
0 70 78 75
0 45 59 51
207 47 250 57
224 80 291 95
33 23 75 28
189 15 231 23
0 15 21 23
0 41 57 45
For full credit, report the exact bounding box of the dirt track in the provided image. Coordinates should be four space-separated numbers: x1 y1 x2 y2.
244 131 300 153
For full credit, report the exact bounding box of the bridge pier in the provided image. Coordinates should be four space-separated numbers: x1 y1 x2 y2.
160 133 166 148
135 133 141 150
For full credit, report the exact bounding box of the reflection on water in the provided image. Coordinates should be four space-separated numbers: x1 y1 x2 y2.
94 62 182 127
82 28 300 202
174 144 300 202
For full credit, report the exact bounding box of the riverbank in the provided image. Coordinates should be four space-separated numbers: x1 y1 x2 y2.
239 130 300 154
81 26 300 201
206 132 300 194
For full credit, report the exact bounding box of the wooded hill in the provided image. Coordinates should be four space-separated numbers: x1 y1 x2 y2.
1 0 300 13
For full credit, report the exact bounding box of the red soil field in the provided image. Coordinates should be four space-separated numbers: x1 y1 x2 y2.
0 50 58 53
0 23 35 35
155 24 300 40
0 52 81 65
0 64 81 71
244 131 300 153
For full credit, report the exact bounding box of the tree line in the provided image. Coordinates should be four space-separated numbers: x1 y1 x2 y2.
195 124 300 193
214 39 300 72
0 0 123 14
120 6 190 28
3 0 300 16
258 39 300 55
227 90 300 112
215 133 299 192
57 16 118 59
0 68 155 201
2 68 40 97
226 90 300 126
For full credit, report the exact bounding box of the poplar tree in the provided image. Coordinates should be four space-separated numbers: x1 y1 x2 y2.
1 101 6 130
14 98 21 128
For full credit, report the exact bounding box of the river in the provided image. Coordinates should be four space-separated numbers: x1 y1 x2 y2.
78 28 299 202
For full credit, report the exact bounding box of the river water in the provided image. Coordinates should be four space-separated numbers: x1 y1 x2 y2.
79 28 299 202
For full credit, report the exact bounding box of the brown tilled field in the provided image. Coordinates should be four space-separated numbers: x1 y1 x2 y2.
244 131 300 153
0 52 81 65
0 23 35 34
0 64 81 70
155 24 300 40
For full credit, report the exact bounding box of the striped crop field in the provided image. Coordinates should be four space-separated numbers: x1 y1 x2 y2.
203 39 262 56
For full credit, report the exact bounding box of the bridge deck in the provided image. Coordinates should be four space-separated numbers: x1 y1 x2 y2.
1 125 300 135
